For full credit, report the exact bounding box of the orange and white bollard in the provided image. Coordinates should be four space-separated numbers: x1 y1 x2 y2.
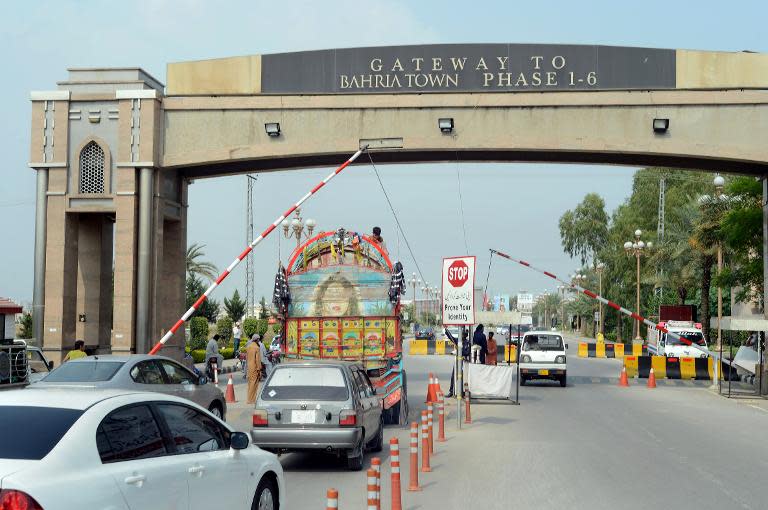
420 410 431 472
326 488 338 510
367 469 377 510
437 392 446 442
371 457 381 510
390 438 402 510
408 422 421 491
427 406 434 456
463 383 472 424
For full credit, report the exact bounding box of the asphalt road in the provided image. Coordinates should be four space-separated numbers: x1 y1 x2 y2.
224 334 768 510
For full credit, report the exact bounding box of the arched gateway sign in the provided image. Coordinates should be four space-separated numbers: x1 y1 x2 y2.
28 44 768 360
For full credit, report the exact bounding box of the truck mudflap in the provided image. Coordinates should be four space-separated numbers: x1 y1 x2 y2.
373 361 405 410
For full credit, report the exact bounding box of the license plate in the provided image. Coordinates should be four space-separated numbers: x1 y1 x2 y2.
538 369 549 376
291 410 316 424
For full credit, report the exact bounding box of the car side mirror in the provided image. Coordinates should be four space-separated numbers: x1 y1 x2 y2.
565 343 569 349
230 431 249 450
47 361 54 370
198 375 208 385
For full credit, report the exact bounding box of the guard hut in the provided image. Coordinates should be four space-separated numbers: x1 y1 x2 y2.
0 298 22 344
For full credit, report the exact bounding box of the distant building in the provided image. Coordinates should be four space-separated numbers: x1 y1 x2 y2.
0 298 22 343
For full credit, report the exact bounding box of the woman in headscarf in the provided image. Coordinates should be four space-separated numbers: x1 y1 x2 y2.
472 324 488 364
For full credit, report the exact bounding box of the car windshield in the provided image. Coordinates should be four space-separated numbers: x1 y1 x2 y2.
0 406 83 459
666 332 706 346
262 366 350 401
43 361 123 382
523 335 563 351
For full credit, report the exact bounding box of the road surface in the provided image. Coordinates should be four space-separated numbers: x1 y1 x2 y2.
224 333 768 509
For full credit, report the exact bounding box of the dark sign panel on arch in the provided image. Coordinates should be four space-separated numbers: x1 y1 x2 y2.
261 44 676 94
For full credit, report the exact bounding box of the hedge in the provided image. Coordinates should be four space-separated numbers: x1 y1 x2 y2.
190 349 206 363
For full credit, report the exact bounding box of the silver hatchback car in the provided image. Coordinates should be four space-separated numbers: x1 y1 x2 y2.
251 360 383 470
32 354 227 419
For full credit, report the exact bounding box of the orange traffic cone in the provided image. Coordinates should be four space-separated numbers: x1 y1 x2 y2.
225 374 237 403
647 368 657 389
618 366 629 387
425 373 438 403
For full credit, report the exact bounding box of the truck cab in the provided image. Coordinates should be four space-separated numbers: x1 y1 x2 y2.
654 321 710 358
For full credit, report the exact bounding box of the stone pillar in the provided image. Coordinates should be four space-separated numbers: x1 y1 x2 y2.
135 167 154 353
43 197 78 363
32 168 48 346
112 168 139 355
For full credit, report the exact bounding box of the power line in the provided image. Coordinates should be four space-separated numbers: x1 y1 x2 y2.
455 154 470 254
366 152 427 285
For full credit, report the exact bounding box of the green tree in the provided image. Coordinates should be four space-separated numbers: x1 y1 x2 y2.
224 289 246 322
559 193 609 267
185 274 220 323
259 296 269 319
718 177 763 306
19 312 33 339
216 316 233 345
243 317 259 339
186 243 219 281
256 319 269 338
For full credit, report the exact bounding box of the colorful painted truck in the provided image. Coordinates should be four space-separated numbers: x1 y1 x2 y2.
275 228 408 424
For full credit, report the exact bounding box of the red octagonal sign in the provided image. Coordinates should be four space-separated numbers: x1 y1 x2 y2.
447 260 470 288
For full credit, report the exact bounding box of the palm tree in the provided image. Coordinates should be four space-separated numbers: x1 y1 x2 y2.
186 243 219 281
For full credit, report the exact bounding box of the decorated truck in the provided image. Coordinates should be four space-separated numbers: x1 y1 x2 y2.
273 228 408 424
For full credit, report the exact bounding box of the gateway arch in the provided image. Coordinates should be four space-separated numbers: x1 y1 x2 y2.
28 44 768 360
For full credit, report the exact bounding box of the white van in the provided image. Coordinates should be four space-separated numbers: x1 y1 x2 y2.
519 331 567 387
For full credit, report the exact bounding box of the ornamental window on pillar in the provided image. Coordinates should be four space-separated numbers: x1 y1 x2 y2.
78 140 106 194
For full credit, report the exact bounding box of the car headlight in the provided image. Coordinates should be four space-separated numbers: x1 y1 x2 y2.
521 355 532 363
555 355 566 364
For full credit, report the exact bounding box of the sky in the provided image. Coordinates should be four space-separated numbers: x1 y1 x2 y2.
1 0 767 309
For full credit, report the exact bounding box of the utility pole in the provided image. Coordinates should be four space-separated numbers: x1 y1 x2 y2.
656 176 666 298
245 174 257 318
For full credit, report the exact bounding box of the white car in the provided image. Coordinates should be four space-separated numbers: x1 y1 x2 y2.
519 331 568 387
0 389 284 510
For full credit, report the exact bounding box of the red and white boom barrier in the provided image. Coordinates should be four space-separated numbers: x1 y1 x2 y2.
149 147 368 355
488 249 687 343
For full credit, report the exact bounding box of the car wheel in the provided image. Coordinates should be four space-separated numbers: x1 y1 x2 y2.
252 475 279 510
208 402 224 420
559 375 567 388
346 434 364 471
369 418 384 452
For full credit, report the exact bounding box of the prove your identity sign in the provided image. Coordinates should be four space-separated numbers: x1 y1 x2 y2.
441 256 476 325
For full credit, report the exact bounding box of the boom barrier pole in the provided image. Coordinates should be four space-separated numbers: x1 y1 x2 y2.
489 248 692 348
148 147 368 355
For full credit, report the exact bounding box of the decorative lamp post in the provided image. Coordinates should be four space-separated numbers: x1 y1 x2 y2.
624 230 653 341
409 273 421 328
596 262 606 337
714 174 725 352
282 208 316 247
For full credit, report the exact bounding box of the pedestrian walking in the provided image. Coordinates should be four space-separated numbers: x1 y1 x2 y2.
473 324 488 364
232 321 242 354
486 331 498 365
246 334 262 404
63 340 87 362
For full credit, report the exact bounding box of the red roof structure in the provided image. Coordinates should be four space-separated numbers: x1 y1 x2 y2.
0 298 22 315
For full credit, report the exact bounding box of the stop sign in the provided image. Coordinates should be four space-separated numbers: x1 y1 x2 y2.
447 260 469 288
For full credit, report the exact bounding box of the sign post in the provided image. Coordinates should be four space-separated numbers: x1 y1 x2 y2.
442 256 476 430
